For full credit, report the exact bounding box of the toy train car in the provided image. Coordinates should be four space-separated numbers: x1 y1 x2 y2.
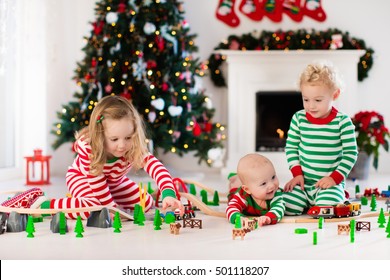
363 188 380 197
381 190 390 197
307 202 361 219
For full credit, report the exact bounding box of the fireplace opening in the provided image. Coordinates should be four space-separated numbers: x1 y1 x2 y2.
256 91 303 151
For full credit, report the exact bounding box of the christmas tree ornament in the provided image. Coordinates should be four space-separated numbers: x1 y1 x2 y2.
192 122 202 137
106 12 119 24
160 24 178 54
172 131 181 142
118 2 127 13
148 111 157 123
143 22 156 35
92 20 104 35
239 0 264 21
168 105 183 117
216 0 240 27
151 98 165 110
302 0 326 22
105 84 113 93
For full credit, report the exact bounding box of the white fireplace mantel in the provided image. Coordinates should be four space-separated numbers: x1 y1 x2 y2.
218 50 365 177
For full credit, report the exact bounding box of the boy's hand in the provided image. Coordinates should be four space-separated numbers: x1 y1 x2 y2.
162 197 184 216
284 175 304 192
315 176 336 189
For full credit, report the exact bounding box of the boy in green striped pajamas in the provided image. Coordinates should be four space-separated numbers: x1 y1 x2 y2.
283 61 358 215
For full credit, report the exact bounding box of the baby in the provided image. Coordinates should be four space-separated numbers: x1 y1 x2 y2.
226 153 285 225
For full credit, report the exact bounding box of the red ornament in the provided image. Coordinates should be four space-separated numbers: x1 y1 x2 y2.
162 82 169 91
92 20 104 35
155 35 165 51
146 60 157 69
203 122 213 133
193 122 202 137
91 57 97 67
118 3 126 13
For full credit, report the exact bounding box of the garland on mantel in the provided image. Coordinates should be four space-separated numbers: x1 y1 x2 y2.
207 28 374 87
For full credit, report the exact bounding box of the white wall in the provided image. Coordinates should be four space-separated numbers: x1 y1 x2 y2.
27 0 390 177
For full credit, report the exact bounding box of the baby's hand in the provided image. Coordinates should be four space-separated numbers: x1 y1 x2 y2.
257 216 271 227
315 177 336 189
162 197 184 216
284 175 304 192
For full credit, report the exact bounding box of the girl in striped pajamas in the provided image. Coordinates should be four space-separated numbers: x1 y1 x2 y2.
283 61 358 216
3 96 183 219
226 153 285 225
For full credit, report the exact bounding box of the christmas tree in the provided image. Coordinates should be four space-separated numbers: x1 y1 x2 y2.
52 0 225 165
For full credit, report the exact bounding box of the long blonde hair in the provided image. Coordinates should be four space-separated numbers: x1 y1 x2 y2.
299 61 344 94
76 95 148 176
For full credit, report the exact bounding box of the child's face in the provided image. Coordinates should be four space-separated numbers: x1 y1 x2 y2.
103 117 135 159
301 84 339 119
242 162 279 201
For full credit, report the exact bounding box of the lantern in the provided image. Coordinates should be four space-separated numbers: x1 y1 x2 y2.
24 149 52 186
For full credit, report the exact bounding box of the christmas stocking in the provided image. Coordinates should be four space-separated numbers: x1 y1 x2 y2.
282 0 303 22
302 0 327 22
263 0 283 22
239 0 264 21
216 0 240 27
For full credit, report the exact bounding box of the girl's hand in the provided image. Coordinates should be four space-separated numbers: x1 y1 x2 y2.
284 175 304 192
162 197 184 216
315 177 336 189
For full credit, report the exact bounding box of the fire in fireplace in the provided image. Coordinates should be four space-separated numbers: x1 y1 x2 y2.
256 91 302 151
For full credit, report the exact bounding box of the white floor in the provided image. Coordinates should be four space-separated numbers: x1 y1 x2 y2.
0 172 389 261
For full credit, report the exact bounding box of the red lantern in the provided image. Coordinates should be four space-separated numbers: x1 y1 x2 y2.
24 149 52 186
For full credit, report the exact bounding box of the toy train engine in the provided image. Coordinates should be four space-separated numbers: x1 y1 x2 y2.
364 187 380 197
307 202 361 219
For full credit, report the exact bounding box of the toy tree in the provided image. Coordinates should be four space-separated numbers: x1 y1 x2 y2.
212 191 219 206
147 182 154 195
350 219 355 243
113 212 122 233
51 0 225 166
318 217 324 229
370 195 377 211
200 189 208 205
234 214 242 229
153 209 162 230
26 215 35 238
137 206 146 226
59 212 67 235
133 204 140 224
74 216 85 238
377 208 386 228
355 184 360 195
189 183 196 196
385 217 390 238
165 212 176 224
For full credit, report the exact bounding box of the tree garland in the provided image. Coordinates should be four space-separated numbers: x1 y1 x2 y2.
207 28 374 87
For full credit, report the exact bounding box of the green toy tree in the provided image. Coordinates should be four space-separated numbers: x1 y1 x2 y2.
74 216 84 238
113 212 122 233
133 204 140 224
200 189 208 205
165 212 176 224
350 219 356 243
59 212 67 235
377 208 386 228
385 217 390 238
51 0 225 166
234 214 242 229
26 215 35 238
137 206 146 226
370 195 377 211
189 183 196 196
212 190 219 206
153 209 162 230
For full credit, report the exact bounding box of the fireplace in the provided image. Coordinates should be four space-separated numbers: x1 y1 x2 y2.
256 91 302 151
218 50 365 178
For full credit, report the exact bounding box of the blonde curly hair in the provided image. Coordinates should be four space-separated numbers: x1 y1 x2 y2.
75 95 148 176
299 61 344 94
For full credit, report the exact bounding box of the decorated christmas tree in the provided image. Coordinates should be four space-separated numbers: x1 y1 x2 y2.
52 0 225 165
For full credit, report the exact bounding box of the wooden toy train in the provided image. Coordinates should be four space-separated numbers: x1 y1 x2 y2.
307 201 361 219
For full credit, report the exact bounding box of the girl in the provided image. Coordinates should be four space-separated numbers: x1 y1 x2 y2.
283 61 358 215
3 95 183 219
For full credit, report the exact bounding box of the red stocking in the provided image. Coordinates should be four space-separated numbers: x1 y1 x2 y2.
302 0 327 22
282 0 303 22
263 0 283 22
216 0 240 27
239 0 264 21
